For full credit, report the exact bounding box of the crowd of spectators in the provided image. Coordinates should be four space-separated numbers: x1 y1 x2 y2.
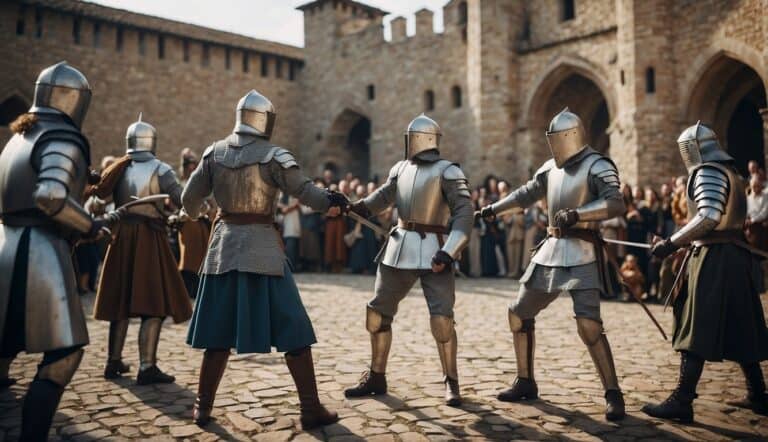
75 155 768 303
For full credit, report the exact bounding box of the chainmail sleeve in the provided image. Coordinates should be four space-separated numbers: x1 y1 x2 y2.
670 165 728 246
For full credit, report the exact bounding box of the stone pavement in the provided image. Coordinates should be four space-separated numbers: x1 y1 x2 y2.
1 274 767 441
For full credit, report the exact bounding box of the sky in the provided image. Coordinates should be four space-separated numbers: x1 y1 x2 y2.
89 0 448 47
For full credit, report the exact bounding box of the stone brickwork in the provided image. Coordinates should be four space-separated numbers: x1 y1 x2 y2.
1 0 767 186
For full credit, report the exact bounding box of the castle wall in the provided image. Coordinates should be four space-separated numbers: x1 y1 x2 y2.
0 1 304 168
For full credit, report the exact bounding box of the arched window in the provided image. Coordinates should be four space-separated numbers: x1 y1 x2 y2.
561 0 575 21
0 95 30 127
451 86 462 108
645 67 655 94
367 84 375 101
424 90 435 111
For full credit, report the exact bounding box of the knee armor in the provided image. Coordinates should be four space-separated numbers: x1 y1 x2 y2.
576 317 604 345
508 311 534 333
430 316 455 343
366 307 391 333
38 348 84 387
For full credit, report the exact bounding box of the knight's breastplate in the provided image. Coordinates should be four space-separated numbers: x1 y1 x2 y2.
532 155 601 267
395 160 450 226
114 159 163 218
546 155 601 230
686 162 747 230
211 162 279 216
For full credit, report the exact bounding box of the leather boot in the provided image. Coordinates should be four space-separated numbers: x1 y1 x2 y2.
344 370 388 397
605 390 625 421
498 319 538 401
642 352 703 423
285 347 339 430
193 349 230 426
104 320 130 379
727 362 768 415
21 379 65 442
137 317 175 385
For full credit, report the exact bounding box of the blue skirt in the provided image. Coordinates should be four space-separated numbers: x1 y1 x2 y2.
186 264 317 354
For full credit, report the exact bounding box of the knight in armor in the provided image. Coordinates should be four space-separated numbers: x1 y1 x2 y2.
343 114 473 406
183 90 345 429
91 115 193 384
642 123 768 422
479 108 626 420
0 62 108 440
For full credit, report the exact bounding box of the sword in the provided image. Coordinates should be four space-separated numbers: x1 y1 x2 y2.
118 194 170 211
347 211 388 237
603 238 651 249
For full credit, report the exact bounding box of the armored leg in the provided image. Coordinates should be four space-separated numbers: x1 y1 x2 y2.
576 317 624 420
104 319 130 379
0 357 16 389
344 308 389 397
137 317 175 385
431 315 460 406
726 362 768 415
642 351 703 423
193 349 230 426
498 311 538 402
21 348 83 442
285 347 339 430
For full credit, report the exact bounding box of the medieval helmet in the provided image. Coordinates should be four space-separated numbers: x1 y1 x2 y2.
125 113 157 153
234 90 276 139
30 61 92 128
676 121 731 170
404 113 441 159
545 107 587 168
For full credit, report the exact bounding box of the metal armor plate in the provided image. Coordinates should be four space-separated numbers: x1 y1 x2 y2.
382 160 453 269
686 162 746 230
532 150 603 267
0 119 87 215
0 225 89 353
114 156 164 218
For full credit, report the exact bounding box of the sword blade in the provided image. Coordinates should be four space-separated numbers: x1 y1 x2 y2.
347 211 387 237
118 194 170 211
603 238 652 249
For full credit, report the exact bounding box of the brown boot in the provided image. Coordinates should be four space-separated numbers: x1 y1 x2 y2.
285 347 339 430
193 349 230 426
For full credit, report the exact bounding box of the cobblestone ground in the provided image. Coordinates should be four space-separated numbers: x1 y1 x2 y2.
1 274 767 441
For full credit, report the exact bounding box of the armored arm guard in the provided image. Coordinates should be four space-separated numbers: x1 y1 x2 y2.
491 160 550 215
575 158 625 222
181 148 213 219
32 140 93 233
441 164 473 259
157 162 183 209
270 149 330 212
363 162 403 215
670 166 728 246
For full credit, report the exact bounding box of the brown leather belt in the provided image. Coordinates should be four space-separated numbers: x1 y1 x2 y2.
546 226 598 242
398 219 448 246
214 211 275 226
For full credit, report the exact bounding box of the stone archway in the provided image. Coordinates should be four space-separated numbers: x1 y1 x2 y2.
685 53 767 175
326 109 372 180
524 62 615 166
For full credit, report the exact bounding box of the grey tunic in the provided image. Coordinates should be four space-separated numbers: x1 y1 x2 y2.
182 136 329 277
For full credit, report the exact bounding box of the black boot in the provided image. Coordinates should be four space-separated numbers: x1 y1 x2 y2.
605 389 625 421
497 377 538 402
344 370 387 397
193 350 230 426
21 379 65 442
285 347 339 430
137 365 175 385
642 352 703 423
104 360 131 379
727 362 768 415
